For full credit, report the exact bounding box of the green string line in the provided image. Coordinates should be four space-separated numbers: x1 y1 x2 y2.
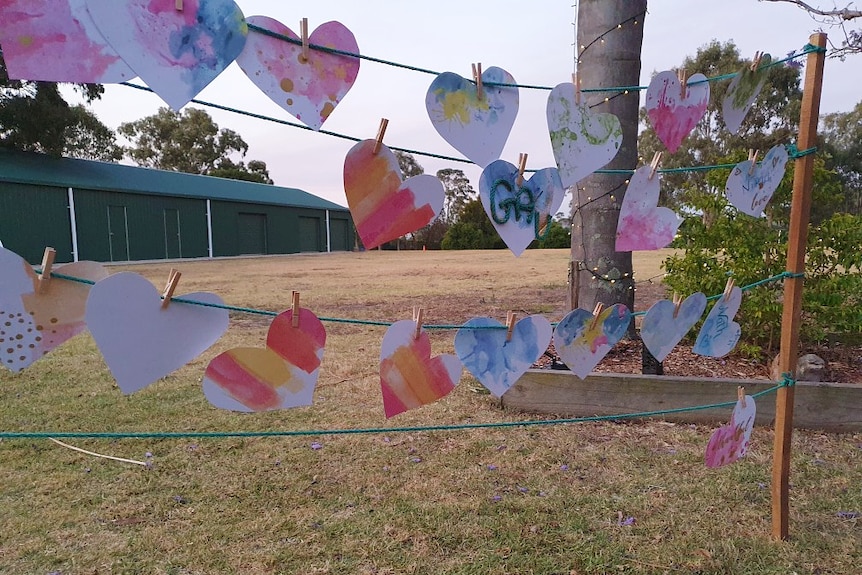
596 146 817 176
46 271 801 328
0 382 788 440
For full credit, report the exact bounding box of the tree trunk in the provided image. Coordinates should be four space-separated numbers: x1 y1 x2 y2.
569 1 646 319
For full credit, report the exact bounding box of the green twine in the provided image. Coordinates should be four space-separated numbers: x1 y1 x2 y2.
488 179 537 225
0 383 789 440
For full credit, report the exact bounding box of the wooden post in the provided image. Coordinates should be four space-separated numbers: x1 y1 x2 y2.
772 32 827 541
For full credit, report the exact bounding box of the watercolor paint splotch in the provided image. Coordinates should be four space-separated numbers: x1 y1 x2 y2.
705 396 756 468
645 71 709 153
641 292 707 362
553 304 632 379
725 144 789 217
722 54 772 134
615 165 682 252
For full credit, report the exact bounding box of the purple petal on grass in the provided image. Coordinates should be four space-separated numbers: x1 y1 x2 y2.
310 442 323 451
145 452 153 458
518 486 529 493
618 516 636 526
758 482 767 490
383 436 391 443
487 464 498 471
411 457 422 463
538 491 547 497
491 495 502 502
836 511 860 519
560 464 569 471
496 445 507 451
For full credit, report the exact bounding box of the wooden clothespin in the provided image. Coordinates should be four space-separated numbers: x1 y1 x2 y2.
472 62 483 100
737 385 746 408
516 153 528 187
291 291 301 328
372 118 389 155
175 0 183 10
672 292 683 319
413 306 424 339
589 302 604 330
300 18 309 63
572 72 581 104
723 277 735 302
648 151 663 180
678 68 687 99
161 268 181 309
748 149 759 175
505 311 517 342
750 51 763 72
37 247 56 294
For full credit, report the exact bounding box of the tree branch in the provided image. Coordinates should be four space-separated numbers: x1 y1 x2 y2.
761 0 862 20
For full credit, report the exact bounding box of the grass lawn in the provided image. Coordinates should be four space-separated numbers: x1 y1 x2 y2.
1 249 859 574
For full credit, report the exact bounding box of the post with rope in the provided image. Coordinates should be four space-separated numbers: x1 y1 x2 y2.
772 32 827 541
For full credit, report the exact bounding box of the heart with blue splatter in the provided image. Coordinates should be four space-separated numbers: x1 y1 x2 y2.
553 304 632 379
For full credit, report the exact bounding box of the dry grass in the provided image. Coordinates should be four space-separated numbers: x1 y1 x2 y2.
1 249 859 575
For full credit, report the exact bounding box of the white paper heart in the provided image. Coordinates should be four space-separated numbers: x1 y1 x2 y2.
343 140 445 250
547 82 622 188
85 0 247 110
454 315 552 397
86 272 229 394
640 293 707 362
645 71 710 153
236 16 359 130
615 165 682 252
0 0 134 83
426 66 519 167
705 395 756 468
725 145 789 217
693 287 742 358
479 160 565 257
553 304 632 379
0 247 108 372
722 54 772 135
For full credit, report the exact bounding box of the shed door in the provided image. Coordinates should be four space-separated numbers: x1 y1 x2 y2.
107 205 129 262
299 216 320 252
330 219 349 252
237 213 267 255
163 208 182 259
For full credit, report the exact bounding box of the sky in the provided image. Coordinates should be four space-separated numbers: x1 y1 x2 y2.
76 0 860 208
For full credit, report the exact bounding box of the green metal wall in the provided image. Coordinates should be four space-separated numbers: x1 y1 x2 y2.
73 189 209 262
210 201 353 256
0 182 73 264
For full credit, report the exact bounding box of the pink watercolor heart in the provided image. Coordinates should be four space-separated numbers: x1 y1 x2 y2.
705 395 756 468
203 307 326 412
645 71 709 153
725 145 789 217
344 140 444 250
85 0 247 110
553 304 632 379
615 165 682 252
380 319 462 418
0 0 134 83
237 16 359 130
0 247 108 372
86 272 229 394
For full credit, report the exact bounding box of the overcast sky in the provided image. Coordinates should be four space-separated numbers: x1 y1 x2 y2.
78 0 860 207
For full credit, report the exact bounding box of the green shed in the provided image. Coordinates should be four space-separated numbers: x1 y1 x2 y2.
0 151 354 264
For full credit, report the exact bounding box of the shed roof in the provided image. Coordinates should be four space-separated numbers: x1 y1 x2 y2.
0 150 348 212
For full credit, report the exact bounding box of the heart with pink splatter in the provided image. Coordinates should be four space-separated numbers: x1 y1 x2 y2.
237 16 359 130
705 394 756 468
615 165 682 252
645 71 710 153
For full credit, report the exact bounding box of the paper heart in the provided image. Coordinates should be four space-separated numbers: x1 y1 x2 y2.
725 145 789 217
454 315 552 397
0 0 134 83
547 82 622 188
425 66 519 167
640 292 707 362
479 160 565 257
203 308 325 411
85 0 247 110
645 71 710 153
237 16 359 130
705 395 756 468
86 272 229 394
380 319 461 418
693 286 742 358
722 54 772 134
344 140 444 250
553 304 632 379
615 165 682 251
0 247 108 372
